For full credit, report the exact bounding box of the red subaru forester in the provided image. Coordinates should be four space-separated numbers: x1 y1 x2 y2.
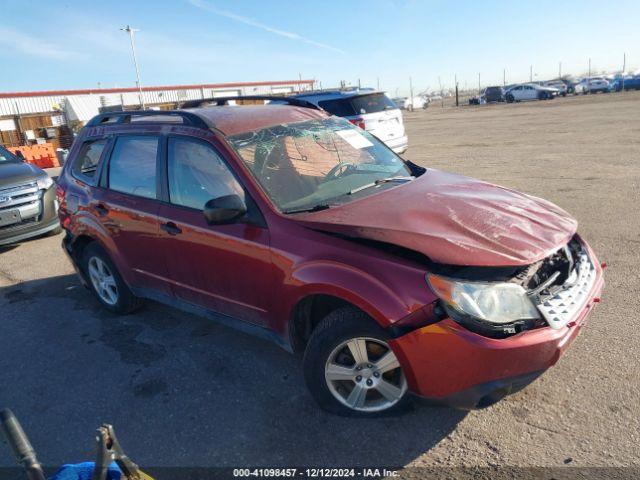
57 98 604 416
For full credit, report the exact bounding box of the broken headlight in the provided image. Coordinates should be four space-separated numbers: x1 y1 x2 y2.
426 273 540 325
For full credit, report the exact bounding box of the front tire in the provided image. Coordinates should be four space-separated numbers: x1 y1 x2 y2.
82 242 142 314
303 307 410 417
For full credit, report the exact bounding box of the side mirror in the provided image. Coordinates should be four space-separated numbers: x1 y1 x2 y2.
203 194 247 225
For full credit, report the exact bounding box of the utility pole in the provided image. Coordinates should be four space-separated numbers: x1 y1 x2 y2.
529 65 533 82
503 69 506 86
623 53 626 73
120 25 145 109
559 61 562 78
376 77 380 90
478 73 481 92
455 74 459 107
409 76 414 102
588 58 591 78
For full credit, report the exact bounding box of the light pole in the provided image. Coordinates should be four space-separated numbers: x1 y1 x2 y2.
120 25 145 109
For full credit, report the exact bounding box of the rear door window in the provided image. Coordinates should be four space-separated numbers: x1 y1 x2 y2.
319 93 397 116
71 139 108 184
108 136 159 199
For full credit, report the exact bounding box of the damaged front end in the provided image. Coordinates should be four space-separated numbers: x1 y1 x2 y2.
425 235 601 338
388 235 604 406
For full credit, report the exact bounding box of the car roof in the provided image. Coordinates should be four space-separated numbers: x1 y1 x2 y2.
185 105 329 136
88 104 330 137
290 89 383 102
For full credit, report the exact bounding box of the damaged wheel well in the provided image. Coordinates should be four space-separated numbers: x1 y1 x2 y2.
71 234 96 262
289 294 362 353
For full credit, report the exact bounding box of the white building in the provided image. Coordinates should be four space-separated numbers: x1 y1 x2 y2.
0 79 315 121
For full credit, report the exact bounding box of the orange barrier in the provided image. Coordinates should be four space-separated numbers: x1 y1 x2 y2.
8 143 60 169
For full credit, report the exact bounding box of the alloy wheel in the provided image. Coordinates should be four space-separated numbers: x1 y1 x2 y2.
324 337 407 412
87 256 119 306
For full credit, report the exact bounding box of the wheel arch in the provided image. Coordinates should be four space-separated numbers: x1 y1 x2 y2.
66 215 133 286
284 262 413 353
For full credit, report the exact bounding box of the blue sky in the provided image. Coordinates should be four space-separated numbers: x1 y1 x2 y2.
1 0 638 95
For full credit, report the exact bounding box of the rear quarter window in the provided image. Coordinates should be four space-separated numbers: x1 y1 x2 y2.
318 98 357 116
318 93 397 116
70 139 108 185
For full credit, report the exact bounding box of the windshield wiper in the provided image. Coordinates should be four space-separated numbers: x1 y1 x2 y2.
282 204 331 215
348 176 414 195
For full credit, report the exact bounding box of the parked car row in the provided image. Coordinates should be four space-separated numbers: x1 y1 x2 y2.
470 83 560 104
470 73 640 106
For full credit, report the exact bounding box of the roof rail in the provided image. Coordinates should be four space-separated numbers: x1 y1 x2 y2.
86 110 210 129
179 95 322 110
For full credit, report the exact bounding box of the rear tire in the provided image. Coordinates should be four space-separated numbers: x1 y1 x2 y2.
81 242 142 314
303 307 411 417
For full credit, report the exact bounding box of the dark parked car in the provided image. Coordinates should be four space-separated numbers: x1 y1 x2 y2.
57 102 604 416
484 86 505 102
0 145 60 246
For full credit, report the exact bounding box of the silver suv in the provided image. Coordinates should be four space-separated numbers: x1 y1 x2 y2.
291 90 408 154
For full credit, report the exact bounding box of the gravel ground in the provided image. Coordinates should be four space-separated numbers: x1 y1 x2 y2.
0 92 638 473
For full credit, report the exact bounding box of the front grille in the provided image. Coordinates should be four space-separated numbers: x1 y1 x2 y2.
0 181 42 229
0 182 40 209
532 243 597 330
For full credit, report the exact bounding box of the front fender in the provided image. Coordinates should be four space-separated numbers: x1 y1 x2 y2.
278 260 420 333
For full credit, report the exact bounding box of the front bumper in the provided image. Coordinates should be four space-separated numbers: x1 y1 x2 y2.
0 186 59 246
389 244 604 408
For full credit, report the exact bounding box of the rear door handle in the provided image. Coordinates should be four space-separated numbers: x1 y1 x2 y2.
94 204 109 216
161 222 182 235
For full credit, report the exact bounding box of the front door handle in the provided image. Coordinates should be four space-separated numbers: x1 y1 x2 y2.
161 222 182 235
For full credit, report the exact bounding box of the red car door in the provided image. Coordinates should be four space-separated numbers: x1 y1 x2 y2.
92 133 171 295
157 134 274 326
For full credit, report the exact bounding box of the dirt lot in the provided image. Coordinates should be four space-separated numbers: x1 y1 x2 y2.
1 92 639 472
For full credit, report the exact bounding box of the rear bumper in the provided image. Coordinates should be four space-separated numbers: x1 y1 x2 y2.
385 135 408 154
390 250 604 408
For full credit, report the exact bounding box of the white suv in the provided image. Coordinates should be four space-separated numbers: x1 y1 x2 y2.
292 90 408 153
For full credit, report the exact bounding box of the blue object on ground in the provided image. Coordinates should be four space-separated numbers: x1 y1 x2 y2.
49 461 122 480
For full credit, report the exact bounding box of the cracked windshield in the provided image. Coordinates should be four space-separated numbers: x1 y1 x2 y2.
229 117 413 213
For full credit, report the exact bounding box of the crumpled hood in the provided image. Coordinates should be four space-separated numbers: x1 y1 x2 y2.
293 170 578 267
